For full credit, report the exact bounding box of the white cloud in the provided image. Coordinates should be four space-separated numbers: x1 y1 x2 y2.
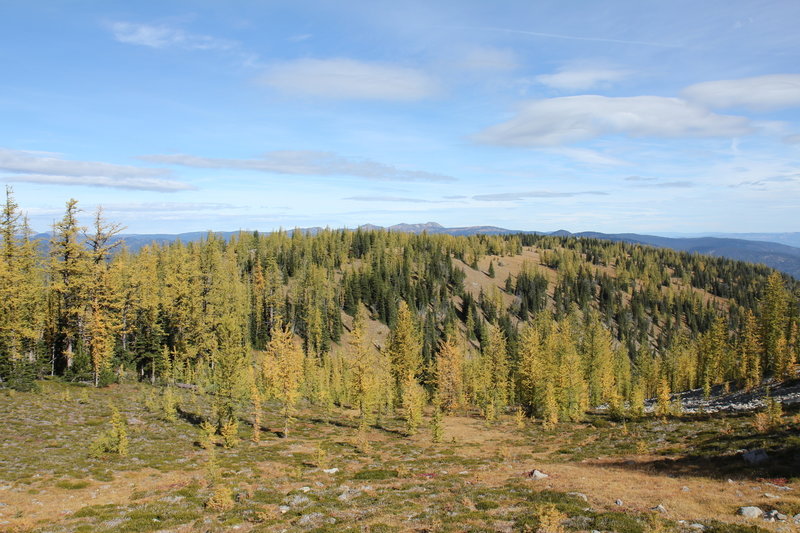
784 134 800 144
475 95 752 147
536 66 630 91
109 22 236 51
0 148 193 192
142 150 456 182
682 74 800 111
259 58 439 101
459 46 518 71
473 190 607 201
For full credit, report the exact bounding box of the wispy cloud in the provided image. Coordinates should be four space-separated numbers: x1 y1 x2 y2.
475 95 752 147
259 58 440 101
142 150 456 182
109 21 237 51
682 74 800 111
3 174 194 192
536 66 630 91
103 202 241 213
473 190 608 202
783 134 800 144
625 176 657 182
344 195 437 203
0 148 193 192
545 147 629 166
465 26 679 48
730 173 800 189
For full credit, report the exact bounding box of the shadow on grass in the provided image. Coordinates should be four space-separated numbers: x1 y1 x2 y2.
599 431 800 481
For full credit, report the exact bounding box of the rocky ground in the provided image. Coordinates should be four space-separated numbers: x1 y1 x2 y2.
0 379 798 532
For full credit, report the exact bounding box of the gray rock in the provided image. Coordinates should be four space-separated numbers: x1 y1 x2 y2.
279 505 290 514
615 499 623 506
530 469 549 480
793 513 800 524
738 506 763 518
681 486 690 492
688 524 706 530
742 449 769 465
652 504 667 513
567 492 588 502
765 509 787 521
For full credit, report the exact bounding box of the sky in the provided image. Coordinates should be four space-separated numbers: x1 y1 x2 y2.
1 0 799 235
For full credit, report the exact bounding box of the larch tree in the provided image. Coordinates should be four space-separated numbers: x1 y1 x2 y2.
49 199 89 373
738 310 762 389
434 336 464 414
84 208 124 386
483 322 509 413
263 317 304 437
386 300 422 407
348 305 380 430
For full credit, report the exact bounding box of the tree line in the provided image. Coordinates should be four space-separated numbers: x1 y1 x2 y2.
1 190 798 436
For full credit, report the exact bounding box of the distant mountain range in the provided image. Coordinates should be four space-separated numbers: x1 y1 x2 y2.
33 223 800 279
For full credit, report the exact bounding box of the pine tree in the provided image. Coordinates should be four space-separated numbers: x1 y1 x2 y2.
761 272 789 378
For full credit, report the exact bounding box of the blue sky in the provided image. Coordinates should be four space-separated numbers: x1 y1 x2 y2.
1 0 799 234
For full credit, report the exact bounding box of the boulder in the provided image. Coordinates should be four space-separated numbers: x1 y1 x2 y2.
528 469 549 480
738 506 763 518
742 449 769 465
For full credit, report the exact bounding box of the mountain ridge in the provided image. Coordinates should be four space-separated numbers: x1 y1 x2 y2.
32 223 800 278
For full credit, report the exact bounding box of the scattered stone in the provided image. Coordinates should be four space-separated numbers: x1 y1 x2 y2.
765 510 787 521
742 449 769 465
279 505 290 514
738 506 763 518
652 504 667 513
296 512 324 527
527 469 549 480
322 468 339 474
298 486 311 493
764 493 779 499
681 486 690 492
793 513 800 524
689 524 706 531
568 492 588 502
615 499 623 506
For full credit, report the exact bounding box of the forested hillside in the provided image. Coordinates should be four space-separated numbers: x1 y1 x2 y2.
1 191 798 430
